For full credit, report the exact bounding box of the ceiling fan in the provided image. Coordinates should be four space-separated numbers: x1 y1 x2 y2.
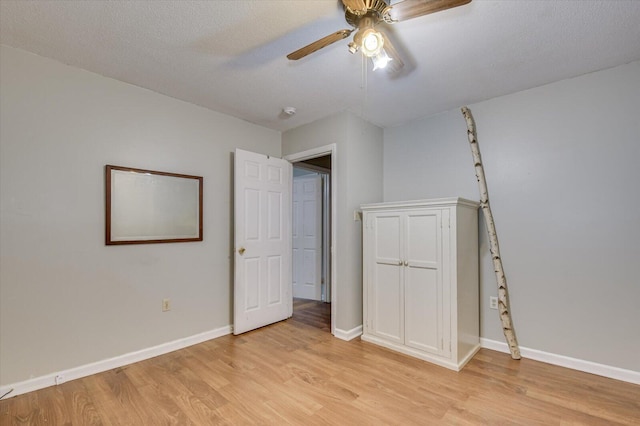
287 0 471 72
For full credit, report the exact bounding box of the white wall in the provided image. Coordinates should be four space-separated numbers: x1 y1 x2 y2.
343 114 385 329
384 61 640 371
283 112 383 331
0 45 281 386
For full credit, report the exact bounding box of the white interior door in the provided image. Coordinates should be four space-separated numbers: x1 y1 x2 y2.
292 174 322 300
234 149 292 335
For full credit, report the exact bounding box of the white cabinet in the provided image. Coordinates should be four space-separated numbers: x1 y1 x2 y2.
361 198 480 371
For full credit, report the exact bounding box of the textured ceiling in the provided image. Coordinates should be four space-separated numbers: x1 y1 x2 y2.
1 1 640 132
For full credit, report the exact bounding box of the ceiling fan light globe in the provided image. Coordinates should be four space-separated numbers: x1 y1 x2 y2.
371 50 392 71
361 29 384 57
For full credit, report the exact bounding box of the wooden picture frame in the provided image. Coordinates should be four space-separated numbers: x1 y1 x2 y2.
105 165 203 245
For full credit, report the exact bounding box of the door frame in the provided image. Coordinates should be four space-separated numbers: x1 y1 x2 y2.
284 144 337 336
321 173 330 303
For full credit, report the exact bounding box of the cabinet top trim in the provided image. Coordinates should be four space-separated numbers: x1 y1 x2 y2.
361 197 479 211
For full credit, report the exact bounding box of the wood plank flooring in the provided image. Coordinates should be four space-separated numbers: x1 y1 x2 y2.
291 298 331 331
2 299 639 425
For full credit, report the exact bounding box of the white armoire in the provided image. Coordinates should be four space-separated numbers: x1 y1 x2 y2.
361 198 480 371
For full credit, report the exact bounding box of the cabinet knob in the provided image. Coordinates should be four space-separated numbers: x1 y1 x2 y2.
404 261 409 267
398 260 403 266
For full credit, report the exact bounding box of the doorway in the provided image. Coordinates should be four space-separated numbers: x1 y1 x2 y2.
285 144 337 335
292 164 330 298
292 158 330 330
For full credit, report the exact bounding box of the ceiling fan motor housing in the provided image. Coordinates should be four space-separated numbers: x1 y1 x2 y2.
344 0 391 27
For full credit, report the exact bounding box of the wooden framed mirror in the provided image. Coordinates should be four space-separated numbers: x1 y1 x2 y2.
105 165 203 245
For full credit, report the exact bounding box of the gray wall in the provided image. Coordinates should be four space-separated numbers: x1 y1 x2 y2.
283 112 383 332
384 61 640 371
3 42 637 388
0 46 281 385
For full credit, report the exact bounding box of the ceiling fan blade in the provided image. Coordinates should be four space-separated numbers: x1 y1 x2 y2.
381 32 404 73
287 29 354 60
341 0 367 13
388 0 471 22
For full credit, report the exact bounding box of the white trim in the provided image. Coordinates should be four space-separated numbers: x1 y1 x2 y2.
322 173 331 303
480 338 640 385
284 144 338 336
284 144 336 162
334 325 363 341
0 325 232 399
361 334 478 371
361 197 479 211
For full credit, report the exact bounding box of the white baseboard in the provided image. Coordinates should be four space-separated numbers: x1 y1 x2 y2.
7 328 635 399
0 325 232 399
334 325 363 341
480 338 640 385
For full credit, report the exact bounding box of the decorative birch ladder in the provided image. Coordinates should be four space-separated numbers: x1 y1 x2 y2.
461 106 521 360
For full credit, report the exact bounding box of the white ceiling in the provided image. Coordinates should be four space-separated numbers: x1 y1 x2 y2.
2 1 640 132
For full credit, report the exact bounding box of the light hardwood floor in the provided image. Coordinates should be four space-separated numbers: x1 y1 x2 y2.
1 299 639 425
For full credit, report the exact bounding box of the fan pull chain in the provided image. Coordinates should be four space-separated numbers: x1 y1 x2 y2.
361 52 369 120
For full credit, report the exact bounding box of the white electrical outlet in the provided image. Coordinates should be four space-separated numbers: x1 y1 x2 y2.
162 298 171 312
55 374 65 385
489 296 498 310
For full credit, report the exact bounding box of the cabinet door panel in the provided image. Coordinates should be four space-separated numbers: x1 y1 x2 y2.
372 263 403 342
405 267 442 354
374 214 401 263
406 212 439 268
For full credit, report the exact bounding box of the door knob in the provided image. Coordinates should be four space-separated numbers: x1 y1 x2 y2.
238 247 246 255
